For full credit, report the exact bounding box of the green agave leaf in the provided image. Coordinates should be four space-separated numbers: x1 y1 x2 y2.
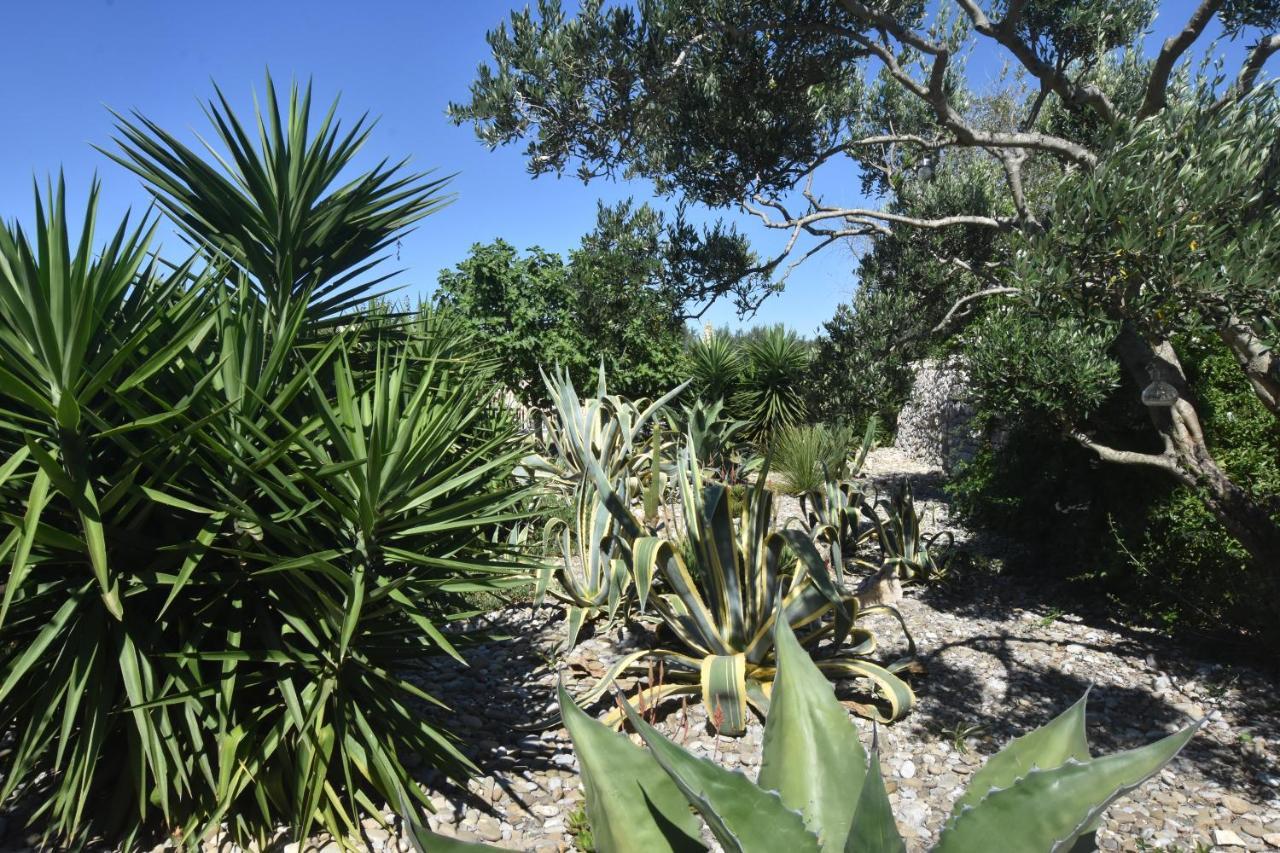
947 691 1092 820
845 742 905 853
620 698 820 853
759 618 867 852
558 683 703 853
935 721 1201 853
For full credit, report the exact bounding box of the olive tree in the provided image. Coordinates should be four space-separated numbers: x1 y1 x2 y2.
452 0 1280 568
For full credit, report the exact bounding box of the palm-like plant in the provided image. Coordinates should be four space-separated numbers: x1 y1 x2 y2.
688 332 743 406
0 80 528 849
578 445 915 735
105 75 452 324
735 326 810 439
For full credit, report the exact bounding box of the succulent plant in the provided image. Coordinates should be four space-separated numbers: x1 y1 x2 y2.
575 443 916 734
412 618 1201 853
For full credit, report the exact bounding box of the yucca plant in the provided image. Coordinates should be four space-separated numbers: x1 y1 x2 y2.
0 79 530 850
735 326 810 440
772 419 876 498
688 332 744 407
577 443 915 735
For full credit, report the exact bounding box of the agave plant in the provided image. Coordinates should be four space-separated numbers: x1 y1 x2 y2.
865 482 954 583
683 396 748 477
0 79 529 850
577 443 915 735
414 618 1199 853
526 364 684 497
536 483 655 649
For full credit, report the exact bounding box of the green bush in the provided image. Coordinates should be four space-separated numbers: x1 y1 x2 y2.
769 423 857 496
950 338 1280 648
0 81 531 848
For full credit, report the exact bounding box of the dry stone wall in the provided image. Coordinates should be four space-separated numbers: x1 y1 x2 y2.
892 356 978 472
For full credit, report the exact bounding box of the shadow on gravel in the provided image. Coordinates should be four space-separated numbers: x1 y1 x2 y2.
402 605 573 822
902 576 1280 803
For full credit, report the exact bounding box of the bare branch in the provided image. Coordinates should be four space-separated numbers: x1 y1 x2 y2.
954 0 1118 125
1138 0 1224 119
1069 431 1190 480
844 24 1099 166
930 286 1022 335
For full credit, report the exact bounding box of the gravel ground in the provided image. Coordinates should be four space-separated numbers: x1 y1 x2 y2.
18 451 1274 852
400 450 1280 852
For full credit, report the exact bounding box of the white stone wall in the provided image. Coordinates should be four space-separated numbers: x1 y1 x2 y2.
892 356 977 472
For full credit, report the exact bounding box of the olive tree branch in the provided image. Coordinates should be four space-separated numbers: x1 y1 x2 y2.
1138 0 1224 118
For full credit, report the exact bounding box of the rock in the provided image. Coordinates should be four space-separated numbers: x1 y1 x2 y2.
899 760 917 779
1213 828 1247 846
1222 795 1253 815
475 817 503 843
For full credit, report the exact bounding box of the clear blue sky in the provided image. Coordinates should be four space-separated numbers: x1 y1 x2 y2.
0 1 1265 334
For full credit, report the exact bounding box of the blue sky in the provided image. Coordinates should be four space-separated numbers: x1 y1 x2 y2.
0 1 1266 334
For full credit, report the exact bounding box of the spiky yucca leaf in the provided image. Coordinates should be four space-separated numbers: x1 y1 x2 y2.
0 83 528 850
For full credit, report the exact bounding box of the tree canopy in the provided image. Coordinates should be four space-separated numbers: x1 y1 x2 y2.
454 0 1280 568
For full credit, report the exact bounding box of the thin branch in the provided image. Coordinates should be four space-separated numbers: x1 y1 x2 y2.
954 0 1118 124
930 286 1021 335
1138 0 1224 119
1069 431 1189 480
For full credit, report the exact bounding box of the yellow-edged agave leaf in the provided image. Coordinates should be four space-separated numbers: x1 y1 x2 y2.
758 618 868 851
947 690 1092 819
814 660 915 724
558 684 703 853
935 719 1202 853
701 652 749 735
620 698 820 853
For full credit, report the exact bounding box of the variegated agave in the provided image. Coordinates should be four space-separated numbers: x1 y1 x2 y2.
525 365 684 498
526 368 684 645
536 482 656 649
577 443 916 735
864 482 954 583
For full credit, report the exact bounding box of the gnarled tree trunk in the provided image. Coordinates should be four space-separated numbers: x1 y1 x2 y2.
1108 324 1280 570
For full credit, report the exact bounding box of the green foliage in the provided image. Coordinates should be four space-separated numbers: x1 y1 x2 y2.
1018 88 1280 340
735 326 811 440
0 81 530 849
952 340 1280 645
415 619 1198 853
965 308 1120 429
435 198 774 407
770 423 860 497
574 445 916 733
